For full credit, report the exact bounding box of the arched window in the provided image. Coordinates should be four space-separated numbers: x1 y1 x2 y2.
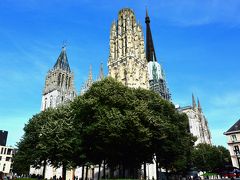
61 74 65 87
44 98 47 110
68 77 71 89
50 95 53 107
132 16 134 30
57 73 61 86
65 75 68 88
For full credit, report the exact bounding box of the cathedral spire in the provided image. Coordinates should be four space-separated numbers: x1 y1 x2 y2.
198 98 202 112
98 62 104 80
192 94 196 109
145 8 157 62
53 46 71 72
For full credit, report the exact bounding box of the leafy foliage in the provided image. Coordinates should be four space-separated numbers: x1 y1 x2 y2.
192 143 231 172
13 77 195 178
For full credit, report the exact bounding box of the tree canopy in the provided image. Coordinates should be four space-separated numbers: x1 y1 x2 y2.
13 77 195 179
192 143 231 172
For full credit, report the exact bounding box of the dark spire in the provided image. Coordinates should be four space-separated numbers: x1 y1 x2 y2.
145 8 157 62
192 94 196 109
53 46 71 72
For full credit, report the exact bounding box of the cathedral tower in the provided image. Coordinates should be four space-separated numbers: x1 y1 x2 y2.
41 47 77 111
108 8 149 89
145 10 171 100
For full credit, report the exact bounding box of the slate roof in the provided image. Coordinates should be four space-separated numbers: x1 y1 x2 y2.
53 47 71 72
225 119 240 134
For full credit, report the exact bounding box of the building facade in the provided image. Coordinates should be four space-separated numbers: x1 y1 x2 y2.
0 145 14 177
108 8 149 89
224 120 240 168
179 95 211 145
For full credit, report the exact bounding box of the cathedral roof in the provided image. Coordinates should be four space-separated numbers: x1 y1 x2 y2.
53 47 71 72
225 119 240 134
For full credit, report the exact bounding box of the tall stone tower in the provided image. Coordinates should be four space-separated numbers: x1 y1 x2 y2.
41 47 77 111
145 10 171 100
108 8 149 89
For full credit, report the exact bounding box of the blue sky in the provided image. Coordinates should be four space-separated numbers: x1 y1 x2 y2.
0 0 240 147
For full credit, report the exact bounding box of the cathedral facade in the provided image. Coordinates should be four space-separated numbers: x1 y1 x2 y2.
179 95 212 145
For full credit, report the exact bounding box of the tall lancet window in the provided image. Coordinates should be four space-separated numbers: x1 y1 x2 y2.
44 98 47 110
58 73 61 86
50 95 53 107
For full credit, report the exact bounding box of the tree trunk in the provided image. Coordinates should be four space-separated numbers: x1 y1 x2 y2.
85 165 89 180
110 167 114 179
156 159 159 180
82 165 85 180
72 168 76 180
103 160 106 179
118 165 120 178
92 168 94 180
122 163 125 179
98 163 101 180
42 159 47 179
144 162 146 180
62 163 67 180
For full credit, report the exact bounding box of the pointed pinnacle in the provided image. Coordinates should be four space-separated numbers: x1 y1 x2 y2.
192 94 196 109
197 98 202 112
98 62 104 80
87 65 93 87
146 7 149 18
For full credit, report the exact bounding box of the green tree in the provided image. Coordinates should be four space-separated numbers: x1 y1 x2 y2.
12 108 55 177
192 143 231 172
38 105 79 180
71 78 195 178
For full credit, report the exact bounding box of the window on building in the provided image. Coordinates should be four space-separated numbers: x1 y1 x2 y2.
1 148 3 154
234 145 240 155
232 135 237 142
0 156 2 160
4 148 6 154
7 148 12 155
44 98 47 110
3 163 5 171
58 73 61 86
50 95 53 107
6 157 11 161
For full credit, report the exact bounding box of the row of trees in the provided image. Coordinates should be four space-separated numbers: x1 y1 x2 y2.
12 78 230 179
